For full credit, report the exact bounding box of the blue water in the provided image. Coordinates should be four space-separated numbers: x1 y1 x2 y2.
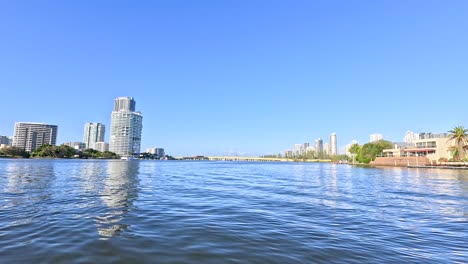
0 159 466 263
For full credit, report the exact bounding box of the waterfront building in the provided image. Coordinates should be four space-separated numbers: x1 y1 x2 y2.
109 97 143 156
83 123 105 149
370 133 383 142
12 122 58 152
383 136 452 162
63 142 85 150
330 133 337 155
95 142 109 152
146 147 165 159
285 150 293 158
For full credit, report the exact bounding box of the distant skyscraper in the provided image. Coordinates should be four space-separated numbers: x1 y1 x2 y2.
404 131 418 143
303 142 310 153
293 144 303 156
83 123 105 149
323 143 329 155
109 97 143 156
370 133 383 142
314 138 323 153
330 133 337 155
12 122 58 152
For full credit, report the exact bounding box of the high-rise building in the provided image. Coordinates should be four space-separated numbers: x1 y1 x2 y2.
314 138 323 153
404 131 418 144
83 123 105 149
303 142 310 152
12 122 58 152
284 150 293 158
323 143 329 155
114 97 136 112
109 97 143 156
330 133 337 155
293 144 303 156
370 133 383 142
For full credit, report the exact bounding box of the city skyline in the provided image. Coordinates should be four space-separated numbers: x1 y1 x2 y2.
1 1 467 156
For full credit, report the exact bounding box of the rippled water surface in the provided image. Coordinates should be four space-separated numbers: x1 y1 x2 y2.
0 159 467 263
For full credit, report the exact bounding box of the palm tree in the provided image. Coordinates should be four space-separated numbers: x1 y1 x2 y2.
447 126 468 161
348 143 361 164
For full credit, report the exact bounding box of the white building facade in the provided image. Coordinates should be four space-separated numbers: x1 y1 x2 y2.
83 123 105 149
109 97 143 156
146 147 165 158
330 133 337 155
95 142 109 152
370 133 383 142
12 122 58 152
314 138 323 153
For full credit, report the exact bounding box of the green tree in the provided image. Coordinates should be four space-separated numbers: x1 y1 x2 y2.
0 146 30 158
357 140 393 164
31 144 76 158
447 126 468 161
348 143 361 164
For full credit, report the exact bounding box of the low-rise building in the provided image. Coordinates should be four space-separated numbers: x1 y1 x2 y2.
63 142 86 150
95 142 109 152
146 147 165 159
383 138 453 162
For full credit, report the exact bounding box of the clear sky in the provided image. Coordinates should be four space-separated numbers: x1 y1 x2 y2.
1 0 467 156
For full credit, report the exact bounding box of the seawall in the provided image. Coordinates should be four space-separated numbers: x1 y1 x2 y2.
371 157 431 167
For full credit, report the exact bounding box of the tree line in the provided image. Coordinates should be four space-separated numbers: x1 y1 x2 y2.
0 144 119 159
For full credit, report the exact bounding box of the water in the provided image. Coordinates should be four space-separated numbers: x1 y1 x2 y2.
0 159 466 263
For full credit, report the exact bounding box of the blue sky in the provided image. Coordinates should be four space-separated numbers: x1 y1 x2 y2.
1 0 467 156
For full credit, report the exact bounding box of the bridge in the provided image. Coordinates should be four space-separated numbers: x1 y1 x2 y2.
208 156 287 162
176 156 331 163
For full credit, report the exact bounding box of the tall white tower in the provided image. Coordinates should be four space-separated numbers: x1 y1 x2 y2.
109 97 143 156
83 123 105 149
330 133 337 156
